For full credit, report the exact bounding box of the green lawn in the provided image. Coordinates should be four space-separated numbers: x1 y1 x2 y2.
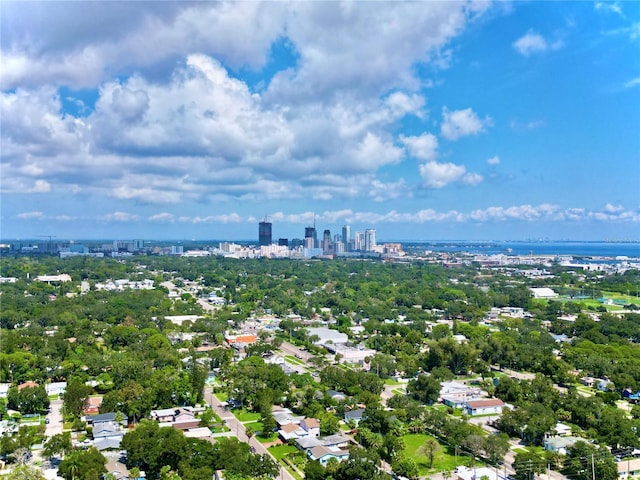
215 392 228 401
385 379 404 386
269 444 299 461
232 409 261 422
244 420 279 442
403 433 473 475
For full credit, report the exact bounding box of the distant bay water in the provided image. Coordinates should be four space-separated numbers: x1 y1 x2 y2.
401 241 640 258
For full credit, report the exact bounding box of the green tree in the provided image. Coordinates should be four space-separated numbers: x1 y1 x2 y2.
62 377 92 419
58 447 107 480
562 441 617 480
419 437 441 468
121 420 189 478
10 464 46 480
407 373 440 405
319 411 340 436
7 385 50 414
513 450 546 480
42 432 72 459
482 433 510 465
392 455 419 479
304 459 326 480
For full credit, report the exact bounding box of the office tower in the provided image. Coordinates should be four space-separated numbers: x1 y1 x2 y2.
305 226 317 248
259 220 272 246
278 238 289 247
365 229 376 252
342 225 351 252
333 235 344 253
291 238 304 248
354 231 365 251
323 229 332 252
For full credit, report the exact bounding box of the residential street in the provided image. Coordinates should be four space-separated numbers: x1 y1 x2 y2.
45 398 64 437
204 386 296 480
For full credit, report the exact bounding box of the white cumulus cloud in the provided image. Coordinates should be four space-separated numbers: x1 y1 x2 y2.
419 161 467 188
100 212 140 222
487 156 501 165
401 133 438 162
440 107 491 141
513 30 563 56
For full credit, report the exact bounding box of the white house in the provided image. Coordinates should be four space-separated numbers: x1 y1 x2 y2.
46 382 67 396
307 446 350 466
552 422 573 437
278 417 320 441
463 398 505 416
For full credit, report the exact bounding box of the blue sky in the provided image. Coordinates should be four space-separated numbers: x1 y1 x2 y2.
1 1 639 242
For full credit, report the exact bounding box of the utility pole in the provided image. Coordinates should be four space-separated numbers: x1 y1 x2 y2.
592 453 596 480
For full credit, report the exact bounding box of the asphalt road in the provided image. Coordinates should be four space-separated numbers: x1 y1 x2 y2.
204 386 296 480
45 398 64 437
279 340 313 362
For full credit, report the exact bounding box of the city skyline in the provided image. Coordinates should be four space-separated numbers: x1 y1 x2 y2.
1 2 639 241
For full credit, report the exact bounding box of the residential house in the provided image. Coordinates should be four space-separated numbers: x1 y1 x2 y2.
307 446 350 466
224 333 257 346
598 379 614 392
184 427 213 441
551 422 573 437
463 398 505 416
46 382 67 396
622 389 640 404
150 408 200 430
440 381 485 408
84 397 104 415
327 390 347 402
93 420 125 451
543 436 582 455
580 376 596 388
273 409 303 428
18 381 39 391
278 417 320 441
343 408 366 426
301 418 320 437
87 412 128 426
295 433 351 452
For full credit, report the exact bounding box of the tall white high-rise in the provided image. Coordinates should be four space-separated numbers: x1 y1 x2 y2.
364 229 376 252
354 231 365 251
342 225 351 252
